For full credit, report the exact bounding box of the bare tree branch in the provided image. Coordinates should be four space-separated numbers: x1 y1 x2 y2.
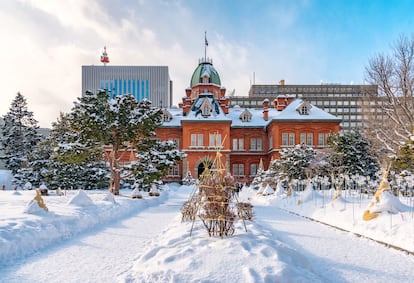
364 34 414 158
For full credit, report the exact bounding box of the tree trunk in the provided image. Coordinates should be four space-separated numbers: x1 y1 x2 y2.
108 145 122 195
111 170 121 195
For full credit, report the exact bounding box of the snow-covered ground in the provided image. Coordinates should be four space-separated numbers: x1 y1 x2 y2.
1 171 414 282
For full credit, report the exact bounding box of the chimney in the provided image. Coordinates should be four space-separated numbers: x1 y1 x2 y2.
185 88 191 98
274 95 295 111
279 79 285 85
263 99 269 121
220 86 226 98
219 96 230 114
182 96 192 116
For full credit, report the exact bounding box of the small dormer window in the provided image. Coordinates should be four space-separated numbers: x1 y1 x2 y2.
162 109 172 122
300 105 309 115
240 109 252 122
200 98 213 117
202 75 209 83
296 101 312 115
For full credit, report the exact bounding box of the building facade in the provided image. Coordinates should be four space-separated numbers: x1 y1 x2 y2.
156 59 341 183
229 82 378 132
81 66 173 108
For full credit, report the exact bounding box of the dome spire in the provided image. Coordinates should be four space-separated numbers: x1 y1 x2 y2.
204 31 208 61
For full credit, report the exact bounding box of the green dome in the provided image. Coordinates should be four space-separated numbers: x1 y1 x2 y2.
190 59 221 87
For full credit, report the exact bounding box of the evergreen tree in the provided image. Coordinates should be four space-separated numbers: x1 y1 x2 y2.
270 144 317 181
14 138 53 188
70 91 184 194
0 92 41 175
251 164 267 190
127 139 184 190
49 112 109 190
327 130 379 178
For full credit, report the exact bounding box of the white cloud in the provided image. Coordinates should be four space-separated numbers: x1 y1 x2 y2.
0 0 370 127
0 0 257 127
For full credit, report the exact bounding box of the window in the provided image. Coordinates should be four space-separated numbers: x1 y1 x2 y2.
162 109 172 122
209 133 222 147
200 99 212 116
269 137 273 149
300 133 306 144
232 164 244 176
300 133 313 146
282 133 295 146
250 138 262 151
307 133 313 146
232 138 244 150
282 133 288 146
296 101 312 115
240 109 252 122
167 165 180 176
202 75 209 83
289 133 295 146
191 134 203 147
318 133 325 147
250 164 258 176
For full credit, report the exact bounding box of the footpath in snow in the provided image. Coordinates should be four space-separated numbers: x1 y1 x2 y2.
1 183 414 282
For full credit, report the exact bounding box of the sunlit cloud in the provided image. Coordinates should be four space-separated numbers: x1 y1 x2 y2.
1 0 412 127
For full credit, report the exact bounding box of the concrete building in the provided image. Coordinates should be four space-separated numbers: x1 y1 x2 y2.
81 66 173 108
229 81 379 132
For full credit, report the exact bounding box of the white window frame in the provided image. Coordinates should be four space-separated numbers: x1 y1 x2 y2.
232 163 245 176
307 133 313 146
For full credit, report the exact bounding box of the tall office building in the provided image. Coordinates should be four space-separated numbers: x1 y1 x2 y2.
81 65 173 107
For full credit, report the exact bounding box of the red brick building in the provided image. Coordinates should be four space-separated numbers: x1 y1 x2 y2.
156 58 341 182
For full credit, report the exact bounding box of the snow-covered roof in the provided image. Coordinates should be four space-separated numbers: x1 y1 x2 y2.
226 107 269 128
272 99 341 122
181 94 231 123
160 107 182 127
160 98 341 128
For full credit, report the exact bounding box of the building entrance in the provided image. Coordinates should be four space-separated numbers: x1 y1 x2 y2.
197 161 213 178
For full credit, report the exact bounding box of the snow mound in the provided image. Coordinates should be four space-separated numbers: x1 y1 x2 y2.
275 183 285 197
371 191 410 214
256 183 265 194
131 188 142 198
120 216 323 282
262 184 274 196
300 183 323 203
23 200 48 215
67 190 94 206
24 182 32 190
102 193 117 204
39 184 48 190
12 191 22 196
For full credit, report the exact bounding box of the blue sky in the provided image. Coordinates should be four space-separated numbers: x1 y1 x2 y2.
1 0 413 127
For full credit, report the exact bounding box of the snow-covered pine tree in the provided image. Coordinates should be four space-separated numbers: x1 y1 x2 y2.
14 138 53 188
251 165 266 190
49 112 109 190
128 139 185 190
70 91 183 194
0 92 42 175
327 130 379 178
276 143 317 181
